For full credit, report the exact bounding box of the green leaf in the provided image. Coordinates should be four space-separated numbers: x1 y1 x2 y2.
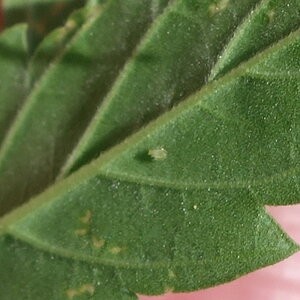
28 6 88 86
0 0 300 298
60 0 300 175
3 0 87 51
210 0 300 79
0 0 170 215
0 7 86 145
0 24 28 145
0 235 137 299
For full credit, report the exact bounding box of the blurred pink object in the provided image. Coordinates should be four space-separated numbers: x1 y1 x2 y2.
139 205 300 300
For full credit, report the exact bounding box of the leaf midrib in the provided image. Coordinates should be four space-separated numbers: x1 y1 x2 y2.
0 25 299 231
58 0 185 177
59 0 263 176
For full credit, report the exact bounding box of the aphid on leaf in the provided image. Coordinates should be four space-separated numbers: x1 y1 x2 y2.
148 147 167 160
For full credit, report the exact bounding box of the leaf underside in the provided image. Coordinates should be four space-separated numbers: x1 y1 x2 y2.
0 24 28 145
0 0 299 299
3 0 87 52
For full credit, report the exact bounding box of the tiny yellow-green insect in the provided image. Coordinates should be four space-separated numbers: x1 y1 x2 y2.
148 147 167 160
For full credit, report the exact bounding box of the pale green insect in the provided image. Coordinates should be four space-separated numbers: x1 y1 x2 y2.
148 147 167 160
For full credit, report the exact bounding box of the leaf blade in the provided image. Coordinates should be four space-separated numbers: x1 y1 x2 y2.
4 0 87 51
1 24 299 295
209 0 300 79
0 1 300 297
61 0 264 176
0 23 28 145
0 235 138 299
0 0 170 215
28 5 88 86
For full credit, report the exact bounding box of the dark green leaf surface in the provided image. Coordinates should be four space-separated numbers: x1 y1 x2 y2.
0 24 28 145
61 0 264 175
0 0 299 298
28 6 88 86
1 10 300 298
0 235 137 299
0 0 169 215
61 0 300 176
209 0 300 79
4 0 87 51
